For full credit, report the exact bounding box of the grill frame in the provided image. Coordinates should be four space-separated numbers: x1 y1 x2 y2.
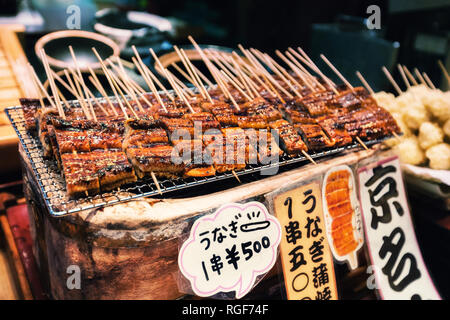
6 102 386 217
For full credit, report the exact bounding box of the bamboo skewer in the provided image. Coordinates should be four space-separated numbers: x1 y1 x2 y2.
230 54 258 98
66 67 92 119
255 50 303 98
438 60 450 85
87 66 118 116
28 65 48 111
207 49 245 90
397 64 411 89
180 48 214 103
382 66 402 95
355 71 375 95
131 55 168 113
107 60 146 114
414 68 428 87
68 69 109 117
174 46 207 99
92 47 130 119
188 36 240 110
130 46 174 102
40 49 65 118
287 48 328 90
68 46 96 121
241 46 294 99
285 50 322 90
320 54 354 91
28 63 57 110
219 70 252 102
171 62 196 86
422 72 436 89
232 52 277 99
403 66 418 86
276 50 315 92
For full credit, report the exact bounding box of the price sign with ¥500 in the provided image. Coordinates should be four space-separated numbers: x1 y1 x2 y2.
178 201 282 299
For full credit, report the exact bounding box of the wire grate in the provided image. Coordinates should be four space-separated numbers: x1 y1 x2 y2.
6 104 385 217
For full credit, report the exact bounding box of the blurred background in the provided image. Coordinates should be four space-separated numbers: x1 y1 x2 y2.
0 0 449 91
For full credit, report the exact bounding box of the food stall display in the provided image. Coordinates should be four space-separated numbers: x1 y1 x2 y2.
2 32 446 300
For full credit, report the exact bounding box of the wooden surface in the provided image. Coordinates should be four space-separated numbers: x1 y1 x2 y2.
0 249 19 299
0 26 38 176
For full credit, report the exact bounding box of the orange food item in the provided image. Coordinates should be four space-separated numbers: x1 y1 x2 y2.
325 169 357 256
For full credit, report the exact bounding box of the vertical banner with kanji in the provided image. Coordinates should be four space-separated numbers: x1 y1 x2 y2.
358 156 441 300
272 181 338 300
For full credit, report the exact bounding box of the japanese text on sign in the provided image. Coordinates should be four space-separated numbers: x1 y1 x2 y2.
273 181 338 300
358 156 441 300
178 201 282 299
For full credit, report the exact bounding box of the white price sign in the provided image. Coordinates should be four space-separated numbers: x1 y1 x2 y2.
357 156 441 300
178 201 282 299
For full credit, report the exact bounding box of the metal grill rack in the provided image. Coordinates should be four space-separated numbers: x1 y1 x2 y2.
6 104 385 217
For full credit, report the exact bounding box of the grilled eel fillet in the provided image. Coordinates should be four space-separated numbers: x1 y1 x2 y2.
54 119 136 197
123 118 184 179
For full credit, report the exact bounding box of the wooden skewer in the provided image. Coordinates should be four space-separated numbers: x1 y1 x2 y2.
298 47 337 88
40 49 65 118
206 49 245 89
92 47 130 119
438 60 450 85
230 54 258 98
161 63 195 113
180 48 213 102
422 72 436 89
68 46 96 121
219 70 252 102
275 50 315 92
28 65 48 111
320 54 354 92
190 63 214 87
382 66 402 95
355 71 375 96
242 46 293 99
68 69 109 116
285 50 322 91
107 59 146 114
402 66 418 86
173 46 206 98
257 50 303 98
232 52 277 99
231 170 241 184
187 36 231 95
188 36 240 110
356 136 369 150
49 69 78 97
66 67 92 119
414 68 428 87
301 150 317 165
115 57 154 100
287 48 328 90
104 65 140 119
87 66 118 116
170 62 196 86
131 46 174 102
297 47 333 84
150 171 163 195
397 64 410 89
131 55 168 113
28 63 57 110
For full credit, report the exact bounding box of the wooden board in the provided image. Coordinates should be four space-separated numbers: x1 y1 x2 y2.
0 26 39 175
